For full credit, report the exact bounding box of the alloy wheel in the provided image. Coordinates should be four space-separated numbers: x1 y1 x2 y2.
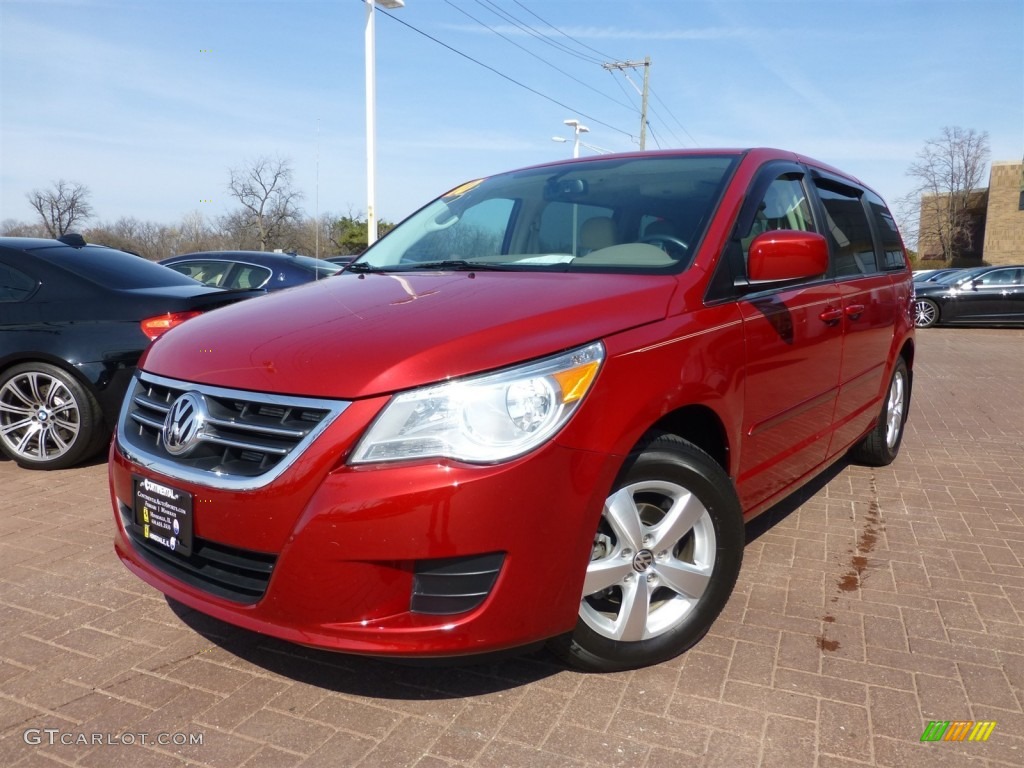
885 369 906 449
914 299 938 327
0 370 82 463
581 479 716 641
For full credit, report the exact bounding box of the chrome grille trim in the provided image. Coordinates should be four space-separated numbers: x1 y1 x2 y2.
116 371 349 491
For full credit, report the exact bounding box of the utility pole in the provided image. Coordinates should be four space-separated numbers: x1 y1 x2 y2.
602 57 651 149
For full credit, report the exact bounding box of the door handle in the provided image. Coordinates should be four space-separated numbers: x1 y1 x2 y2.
819 307 843 324
844 304 865 320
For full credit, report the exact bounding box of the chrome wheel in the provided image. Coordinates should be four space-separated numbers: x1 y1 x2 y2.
0 370 82 463
885 369 906 449
581 479 716 642
914 299 938 327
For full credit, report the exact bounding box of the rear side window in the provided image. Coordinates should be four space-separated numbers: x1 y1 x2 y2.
46 246 205 289
976 268 1022 286
225 264 272 290
815 183 878 277
865 191 906 271
0 262 37 301
166 260 233 287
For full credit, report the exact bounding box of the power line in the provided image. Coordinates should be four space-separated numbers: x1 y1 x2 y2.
649 89 699 147
511 0 620 63
443 0 634 112
375 6 635 140
473 0 605 66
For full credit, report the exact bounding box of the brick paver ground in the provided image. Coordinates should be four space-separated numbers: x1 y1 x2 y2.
1 328 1022 767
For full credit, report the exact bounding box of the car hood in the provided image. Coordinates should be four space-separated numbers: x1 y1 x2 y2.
142 271 676 398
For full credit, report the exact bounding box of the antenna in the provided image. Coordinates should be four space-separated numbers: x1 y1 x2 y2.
315 118 321 258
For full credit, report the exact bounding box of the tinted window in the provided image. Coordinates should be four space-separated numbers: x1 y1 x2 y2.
167 260 233 287
45 246 205 289
0 262 37 301
226 264 272 290
741 175 815 261
975 268 1021 286
815 183 878 277
865 191 906 271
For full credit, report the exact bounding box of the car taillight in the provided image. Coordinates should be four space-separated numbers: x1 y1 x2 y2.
140 310 203 340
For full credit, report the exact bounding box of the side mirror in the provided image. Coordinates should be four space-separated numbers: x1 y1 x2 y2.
747 230 829 283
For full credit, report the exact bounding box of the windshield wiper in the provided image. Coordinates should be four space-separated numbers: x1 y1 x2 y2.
402 259 508 271
345 261 389 273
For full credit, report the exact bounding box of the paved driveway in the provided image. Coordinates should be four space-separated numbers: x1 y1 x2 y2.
2 328 1022 767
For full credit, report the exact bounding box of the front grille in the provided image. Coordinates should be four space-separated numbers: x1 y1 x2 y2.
411 553 505 615
121 503 276 604
117 372 348 490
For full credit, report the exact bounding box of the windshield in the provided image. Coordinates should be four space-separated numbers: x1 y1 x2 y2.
356 154 738 274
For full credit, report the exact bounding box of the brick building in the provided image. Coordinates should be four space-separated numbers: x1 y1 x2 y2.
981 160 1024 265
917 159 1024 266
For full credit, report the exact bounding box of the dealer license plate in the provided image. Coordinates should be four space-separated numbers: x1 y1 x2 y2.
133 476 193 557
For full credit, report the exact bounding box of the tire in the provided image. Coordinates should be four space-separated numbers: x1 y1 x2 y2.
914 298 939 328
0 362 107 470
849 357 910 467
550 434 744 672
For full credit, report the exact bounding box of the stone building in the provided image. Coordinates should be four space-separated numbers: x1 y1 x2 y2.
917 159 1023 266
981 161 1024 265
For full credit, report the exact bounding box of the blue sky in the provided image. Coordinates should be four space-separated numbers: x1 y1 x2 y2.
1 0 1021 231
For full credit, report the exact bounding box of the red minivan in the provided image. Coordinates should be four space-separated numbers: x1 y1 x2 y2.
110 149 914 671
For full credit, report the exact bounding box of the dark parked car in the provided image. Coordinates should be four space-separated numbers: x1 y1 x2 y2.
160 251 342 291
914 264 1024 327
0 236 262 470
912 267 961 283
111 149 914 671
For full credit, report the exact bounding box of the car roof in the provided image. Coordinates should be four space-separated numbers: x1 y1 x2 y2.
508 147 864 185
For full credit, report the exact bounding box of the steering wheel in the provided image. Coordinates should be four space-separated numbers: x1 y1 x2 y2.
640 234 689 258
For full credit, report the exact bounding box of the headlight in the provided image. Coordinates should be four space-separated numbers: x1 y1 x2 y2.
350 341 604 464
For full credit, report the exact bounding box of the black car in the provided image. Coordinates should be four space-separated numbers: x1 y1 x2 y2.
160 250 342 291
0 236 263 469
914 264 1024 327
912 267 962 284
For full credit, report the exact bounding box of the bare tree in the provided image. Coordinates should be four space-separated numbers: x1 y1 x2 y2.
26 180 94 237
226 156 304 251
907 127 990 263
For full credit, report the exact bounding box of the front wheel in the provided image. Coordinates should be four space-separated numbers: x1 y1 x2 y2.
550 434 744 672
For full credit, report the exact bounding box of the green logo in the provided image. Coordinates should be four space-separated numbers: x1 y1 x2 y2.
920 720 996 742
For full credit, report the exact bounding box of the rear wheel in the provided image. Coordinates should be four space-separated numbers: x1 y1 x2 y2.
914 298 939 328
850 357 909 467
0 363 107 470
550 434 744 672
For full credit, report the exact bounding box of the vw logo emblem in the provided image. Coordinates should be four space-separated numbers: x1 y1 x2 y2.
632 549 654 572
162 392 207 456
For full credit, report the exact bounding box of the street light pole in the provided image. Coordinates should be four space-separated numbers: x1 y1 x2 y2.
563 118 589 158
365 0 404 246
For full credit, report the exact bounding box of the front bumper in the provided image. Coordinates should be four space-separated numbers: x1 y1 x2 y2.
110 435 619 657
